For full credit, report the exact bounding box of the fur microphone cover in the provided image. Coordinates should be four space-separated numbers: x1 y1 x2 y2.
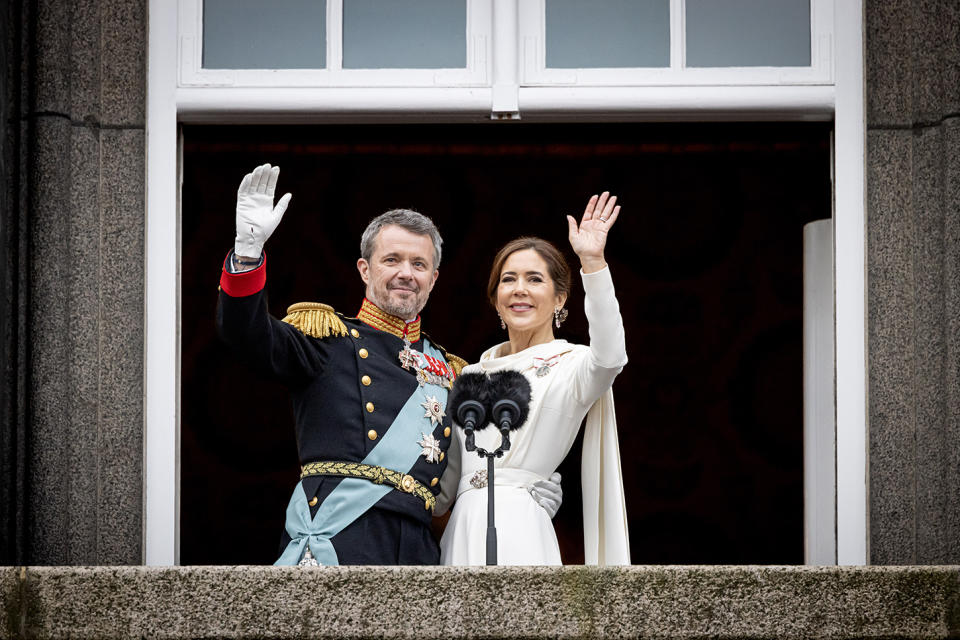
448 371 490 429
486 369 532 430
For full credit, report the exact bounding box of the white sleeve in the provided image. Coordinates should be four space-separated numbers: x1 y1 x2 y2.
573 266 628 405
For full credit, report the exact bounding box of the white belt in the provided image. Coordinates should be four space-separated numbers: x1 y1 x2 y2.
456 467 545 498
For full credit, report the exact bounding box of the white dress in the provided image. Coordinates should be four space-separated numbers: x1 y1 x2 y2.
438 266 631 566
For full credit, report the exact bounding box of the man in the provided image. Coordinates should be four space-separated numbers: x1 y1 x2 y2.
217 164 560 566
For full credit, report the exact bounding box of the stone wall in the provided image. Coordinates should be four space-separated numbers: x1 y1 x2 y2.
3 566 960 639
0 0 146 565
866 0 960 564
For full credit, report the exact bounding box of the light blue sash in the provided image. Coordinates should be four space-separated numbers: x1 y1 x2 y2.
276 340 449 566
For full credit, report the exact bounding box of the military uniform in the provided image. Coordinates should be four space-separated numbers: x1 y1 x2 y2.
217 252 464 565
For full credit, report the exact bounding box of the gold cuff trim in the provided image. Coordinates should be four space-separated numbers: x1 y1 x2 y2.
300 461 436 512
282 302 348 339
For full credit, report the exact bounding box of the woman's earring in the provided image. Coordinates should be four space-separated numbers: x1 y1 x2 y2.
498 312 506 330
554 306 568 328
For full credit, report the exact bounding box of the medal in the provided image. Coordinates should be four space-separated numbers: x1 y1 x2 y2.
418 432 443 463
532 354 562 377
399 335 456 389
421 395 446 427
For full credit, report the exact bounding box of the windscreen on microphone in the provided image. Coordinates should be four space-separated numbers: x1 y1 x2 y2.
448 372 490 430
487 370 532 430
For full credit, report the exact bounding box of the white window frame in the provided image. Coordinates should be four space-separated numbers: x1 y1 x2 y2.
146 0 867 566
519 0 834 87
179 0 491 88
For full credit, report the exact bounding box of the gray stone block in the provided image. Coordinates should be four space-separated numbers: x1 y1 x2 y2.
31 0 73 115
911 123 959 565
9 566 960 639
927 116 960 564
65 0 101 123
910 0 960 126
100 0 146 126
866 0 960 127
867 128 918 564
867 0 915 127
26 115 74 565
62 125 103 563
97 128 145 564
0 568 20 638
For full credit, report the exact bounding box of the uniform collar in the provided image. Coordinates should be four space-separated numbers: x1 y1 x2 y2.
357 298 421 342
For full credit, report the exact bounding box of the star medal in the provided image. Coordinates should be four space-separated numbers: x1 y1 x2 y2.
421 395 446 426
418 432 442 463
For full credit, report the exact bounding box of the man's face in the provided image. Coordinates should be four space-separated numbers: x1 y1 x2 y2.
357 225 439 320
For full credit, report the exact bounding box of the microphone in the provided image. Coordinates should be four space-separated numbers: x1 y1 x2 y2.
485 370 532 452
448 372 490 452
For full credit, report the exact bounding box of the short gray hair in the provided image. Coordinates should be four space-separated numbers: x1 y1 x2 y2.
360 209 443 268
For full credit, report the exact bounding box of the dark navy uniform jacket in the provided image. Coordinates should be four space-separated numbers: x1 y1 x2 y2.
217 253 460 563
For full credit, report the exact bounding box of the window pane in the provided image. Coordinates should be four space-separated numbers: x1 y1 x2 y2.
686 0 810 67
203 0 326 69
546 0 669 69
343 0 466 69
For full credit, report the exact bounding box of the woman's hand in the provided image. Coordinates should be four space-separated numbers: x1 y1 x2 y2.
566 191 621 274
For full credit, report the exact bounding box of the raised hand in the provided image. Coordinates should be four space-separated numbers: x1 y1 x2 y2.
234 163 293 259
566 191 621 273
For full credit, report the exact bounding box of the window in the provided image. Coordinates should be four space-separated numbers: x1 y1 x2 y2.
150 0 867 566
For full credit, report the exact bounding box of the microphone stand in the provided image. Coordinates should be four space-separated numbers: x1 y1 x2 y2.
467 400 519 566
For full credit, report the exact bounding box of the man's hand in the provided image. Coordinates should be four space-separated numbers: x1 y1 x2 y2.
529 472 563 519
235 163 292 259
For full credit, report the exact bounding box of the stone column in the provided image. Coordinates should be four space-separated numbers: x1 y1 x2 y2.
866 0 960 564
0 0 146 565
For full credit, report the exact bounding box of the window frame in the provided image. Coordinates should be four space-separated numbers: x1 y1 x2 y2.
146 0 867 566
519 0 834 87
178 0 492 88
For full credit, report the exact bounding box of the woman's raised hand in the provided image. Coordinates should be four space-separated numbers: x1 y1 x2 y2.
566 191 621 273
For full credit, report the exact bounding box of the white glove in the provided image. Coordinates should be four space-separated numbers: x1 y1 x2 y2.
529 472 563 519
234 163 292 259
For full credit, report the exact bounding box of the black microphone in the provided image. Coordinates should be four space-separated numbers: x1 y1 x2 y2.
448 372 490 452
485 370 532 452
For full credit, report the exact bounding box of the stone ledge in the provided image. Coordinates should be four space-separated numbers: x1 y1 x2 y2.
2 565 959 639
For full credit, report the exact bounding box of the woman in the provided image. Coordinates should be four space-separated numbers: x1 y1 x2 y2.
437 192 630 566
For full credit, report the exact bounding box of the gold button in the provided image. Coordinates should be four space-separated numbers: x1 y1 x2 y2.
351 329 359 338
308 497 318 507
439 451 445 462
361 375 371 386
358 348 368 359
366 402 375 413
425 501 431 511
367 429 378 440
444 427 451 438
430 477 439 487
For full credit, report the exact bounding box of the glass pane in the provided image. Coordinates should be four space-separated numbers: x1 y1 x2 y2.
203 0 326 69
343 0 466 69
546 0 669 68
686 0 810 67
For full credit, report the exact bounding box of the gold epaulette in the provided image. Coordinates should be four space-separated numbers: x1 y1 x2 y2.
445 353 468 376
282 302 348 339
421 330 468 375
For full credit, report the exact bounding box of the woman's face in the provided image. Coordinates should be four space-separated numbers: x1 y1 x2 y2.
495 249 565 335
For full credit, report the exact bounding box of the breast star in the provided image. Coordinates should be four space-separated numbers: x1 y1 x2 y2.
421 395 446 427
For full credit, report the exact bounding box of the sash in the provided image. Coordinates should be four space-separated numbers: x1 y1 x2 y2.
275 340 450 566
